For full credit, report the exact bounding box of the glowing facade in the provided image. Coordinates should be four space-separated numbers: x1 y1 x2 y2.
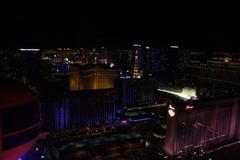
41 89 115 131
133 49 140 78
164 97 240 156
69 66 119 91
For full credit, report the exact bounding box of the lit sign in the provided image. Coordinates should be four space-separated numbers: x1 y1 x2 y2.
121 120 128 124
168 110 175 117
168 105 175 117
153 132 166 139
128 117 151 122
110 63 114 67
185 105 194 110
20 48 40 51
64 58 69 61
170 45 179 49
133 44 141 47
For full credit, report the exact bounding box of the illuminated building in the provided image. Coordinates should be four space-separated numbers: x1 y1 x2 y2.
69 65 119 91
114 78 157 108
41 89 115 131
164 97 240 156
41 48 76 76
116 103 168 124
140 46 187 79
133 44 142 78
185 52 240 88
0 80 41 160
199 60 240 86
133 49 140 78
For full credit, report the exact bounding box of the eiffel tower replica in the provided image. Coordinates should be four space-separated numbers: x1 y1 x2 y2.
133 49 140 78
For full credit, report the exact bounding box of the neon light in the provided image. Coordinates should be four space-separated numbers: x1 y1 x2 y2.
168 109 175 117
168 104 175 117
20 48 40 51
128 117 151 122
169 104 175 110
186 105 194 110
121 120 128 124
110 63 114 67
153 132 166 139
170 45 179 49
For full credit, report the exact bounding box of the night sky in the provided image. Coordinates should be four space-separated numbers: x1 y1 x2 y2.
1 3 239 51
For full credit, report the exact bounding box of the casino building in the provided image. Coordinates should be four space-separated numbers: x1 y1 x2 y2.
41 89 115 131
0 80 41 160
164 97 240 156
69 65 119 91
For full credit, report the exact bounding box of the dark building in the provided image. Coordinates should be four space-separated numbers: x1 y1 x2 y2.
114 78 157 108
138 46 188 80
0 80 41 160
19 48 41 84
164 97 240 156
112 49 133 78
141 46 153 77
160 46 186 81
41 89 115 131
40 57 53 80
0 50 10 78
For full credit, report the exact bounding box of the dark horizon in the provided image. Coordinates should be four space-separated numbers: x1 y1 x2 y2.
1 4 240 52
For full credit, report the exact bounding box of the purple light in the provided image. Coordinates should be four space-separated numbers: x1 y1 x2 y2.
116 108 123 113
128 117 151 122
121 120 128 124
186 105 194 110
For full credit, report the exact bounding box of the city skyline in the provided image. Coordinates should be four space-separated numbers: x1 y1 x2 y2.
1 3 240 160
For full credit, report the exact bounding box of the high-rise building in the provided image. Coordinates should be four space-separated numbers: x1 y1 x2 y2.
112 49 133 78
41 89 115 131
164 97 240 156
141 47 161 77
133 49 140 78
132 44 142 78
69 65 119 91
114 78 157 108
19 48 41 84
186 57 240 85
185 52 240 94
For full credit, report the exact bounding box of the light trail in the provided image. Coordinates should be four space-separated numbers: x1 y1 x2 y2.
157 89 194 100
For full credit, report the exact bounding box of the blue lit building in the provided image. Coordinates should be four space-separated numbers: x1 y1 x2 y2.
114 78 157 108
133 46 162 78
41 89 115 131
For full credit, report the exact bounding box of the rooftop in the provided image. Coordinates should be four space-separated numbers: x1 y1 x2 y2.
0 79 36 108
